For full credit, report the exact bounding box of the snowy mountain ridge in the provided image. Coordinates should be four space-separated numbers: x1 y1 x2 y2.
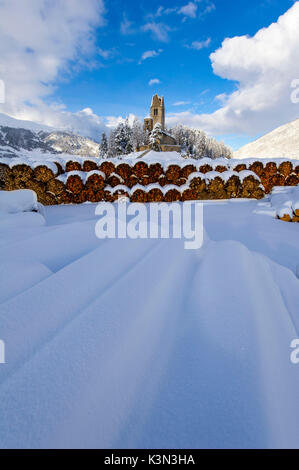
234 118 299 160
0 113 101 159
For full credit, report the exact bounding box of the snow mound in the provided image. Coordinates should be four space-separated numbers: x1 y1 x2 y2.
270 186 299 220
0 189 38 214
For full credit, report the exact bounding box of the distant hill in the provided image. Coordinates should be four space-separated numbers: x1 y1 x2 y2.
234 119 299 160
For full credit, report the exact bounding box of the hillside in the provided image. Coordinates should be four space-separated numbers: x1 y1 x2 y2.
234 119 299 160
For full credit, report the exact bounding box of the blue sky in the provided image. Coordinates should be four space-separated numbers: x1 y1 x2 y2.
0 0 298 149
54 0 298 149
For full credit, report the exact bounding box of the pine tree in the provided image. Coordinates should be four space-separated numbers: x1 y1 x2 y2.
131 118 144 151
125 140 133 154
108 129 117 158
150 123 163 151
100 132 108 158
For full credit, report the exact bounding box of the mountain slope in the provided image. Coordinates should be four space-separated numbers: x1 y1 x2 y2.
0 113 101 159
234 118 299 160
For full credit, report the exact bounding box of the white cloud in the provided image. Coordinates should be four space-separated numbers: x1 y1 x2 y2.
198 1 216 17
142 23 171 42
105 113 138 129
0 0 108 139
148 0 215 23
187 38 211 50
167 2 299 137
98 48 117 59
120 14 135 35
140 49 163 62
149 79 161 86
173 101 190 106
178 2 197 19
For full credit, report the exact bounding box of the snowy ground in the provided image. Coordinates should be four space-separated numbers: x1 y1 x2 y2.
0 196 299 449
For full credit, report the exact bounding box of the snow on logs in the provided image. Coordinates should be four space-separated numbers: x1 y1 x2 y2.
1 158 299 205
271 187 299 223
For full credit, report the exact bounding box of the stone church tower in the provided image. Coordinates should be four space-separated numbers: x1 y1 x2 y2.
144 94 165 132
140 95 181 152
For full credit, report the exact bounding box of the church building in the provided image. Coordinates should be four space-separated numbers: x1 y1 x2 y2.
141 95 181 152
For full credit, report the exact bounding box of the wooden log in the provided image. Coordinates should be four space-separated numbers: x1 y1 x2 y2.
176 177 187 187
46 178 65 195
269 173 285 187
278 161 293 177
127 175 139 189
215 165 227 173
72 191 87 204
279 214 292 222
249 161 264 177
65 161 82 172
0 163 11 189
242 175 262 191
182 188 198 201
99 161 116 177
265 162 277 176
131 189 148 203
34 165 55 183
106 174 122 188
85 173 105 191
233 164 247 172
104 190 116 202
199 164 213 174
66 174 84 194
133 161 148 178
24 179 46 198
148 163 164 182
38 192 57 206
11 164 34 186
85 188 105 203
208 176 225 194
165 165 181 183
116 163 132 181
141 176 151 186
260 171 272 194
158 175 168 187
164 188 182 202
56 190 73 205
83 160 98 172
181 164 197 179
285 174 299 186
147 188 164 202
225 175 241 198
189 176 206 192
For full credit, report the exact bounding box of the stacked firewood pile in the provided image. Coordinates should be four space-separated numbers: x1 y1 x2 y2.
245 161 299 194
1 158 298 205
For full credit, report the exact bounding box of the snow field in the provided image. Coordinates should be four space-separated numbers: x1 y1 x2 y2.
0 199 299 448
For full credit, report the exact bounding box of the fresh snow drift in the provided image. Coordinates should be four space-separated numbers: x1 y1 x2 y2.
0 189 38 214
234 118 299 160
0 197 299 449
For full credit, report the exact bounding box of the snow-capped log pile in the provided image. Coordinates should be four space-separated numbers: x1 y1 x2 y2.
270 187 299 223
1 156 298 205
0 158 267 204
